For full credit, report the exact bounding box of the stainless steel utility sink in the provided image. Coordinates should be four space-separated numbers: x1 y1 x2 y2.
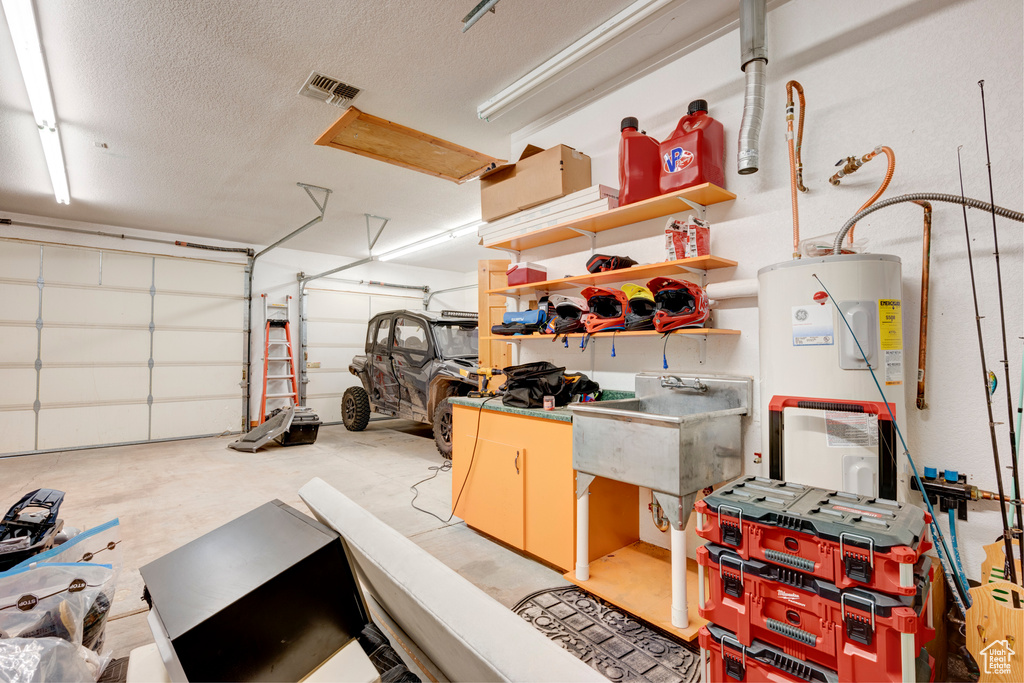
570 373 752 518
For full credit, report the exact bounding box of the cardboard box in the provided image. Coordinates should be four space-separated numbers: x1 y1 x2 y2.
480 144 591 222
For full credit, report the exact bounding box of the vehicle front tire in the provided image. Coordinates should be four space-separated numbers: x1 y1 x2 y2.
342 387 371 431
433 397 455 459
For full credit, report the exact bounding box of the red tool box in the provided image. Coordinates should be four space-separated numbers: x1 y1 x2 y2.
697 544 935 679
699 623 936 683
695 477 931 596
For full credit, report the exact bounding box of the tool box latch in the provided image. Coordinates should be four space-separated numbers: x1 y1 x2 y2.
720 552 745 599
841 592 876 646
839 532 875 584
719 504 743 547
721 635 746 681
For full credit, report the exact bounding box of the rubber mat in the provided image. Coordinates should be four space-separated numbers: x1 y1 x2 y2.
513 586 700 683
98 656 128 683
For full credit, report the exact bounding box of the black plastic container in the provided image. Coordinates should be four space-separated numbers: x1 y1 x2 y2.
276 408 321 447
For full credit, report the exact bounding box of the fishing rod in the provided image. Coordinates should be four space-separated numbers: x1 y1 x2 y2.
957 145 1019 588
979 79 1024 561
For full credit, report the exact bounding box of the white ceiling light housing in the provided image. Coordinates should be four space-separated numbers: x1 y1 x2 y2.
378 221 483 262
2 0 70 204
477 0 676 122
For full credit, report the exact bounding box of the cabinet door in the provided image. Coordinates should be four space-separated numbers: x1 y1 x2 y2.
452 408 524 549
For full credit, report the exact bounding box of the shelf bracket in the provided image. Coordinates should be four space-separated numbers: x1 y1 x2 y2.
566 226 598 254
491 246 521 263
679 265 708 287
677 197 707 220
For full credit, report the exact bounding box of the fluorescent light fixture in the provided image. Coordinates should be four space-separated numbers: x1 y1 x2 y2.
378 221 483 262
3 0 70 204
477 0 675 122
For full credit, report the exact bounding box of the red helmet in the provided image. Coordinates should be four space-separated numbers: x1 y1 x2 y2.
581 286 629 334
647 277 709 332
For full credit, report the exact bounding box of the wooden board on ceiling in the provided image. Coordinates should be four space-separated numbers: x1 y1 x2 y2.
315 107 505 184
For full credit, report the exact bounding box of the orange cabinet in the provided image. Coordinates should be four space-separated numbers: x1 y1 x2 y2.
452 404 638 571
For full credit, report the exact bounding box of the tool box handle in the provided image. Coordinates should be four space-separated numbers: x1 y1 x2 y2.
720 633 746 681
840 591 877 645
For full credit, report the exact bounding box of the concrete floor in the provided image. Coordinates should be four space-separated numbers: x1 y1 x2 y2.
0 420 569 659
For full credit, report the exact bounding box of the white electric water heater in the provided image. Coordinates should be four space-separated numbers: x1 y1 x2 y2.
758 254 907 500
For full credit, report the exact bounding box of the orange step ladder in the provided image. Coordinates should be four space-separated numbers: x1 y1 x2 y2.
259 294 299 424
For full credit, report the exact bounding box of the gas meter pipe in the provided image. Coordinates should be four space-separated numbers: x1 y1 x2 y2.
831 193 1024 254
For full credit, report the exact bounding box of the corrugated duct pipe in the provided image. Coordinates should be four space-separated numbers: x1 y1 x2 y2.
737 0 767 175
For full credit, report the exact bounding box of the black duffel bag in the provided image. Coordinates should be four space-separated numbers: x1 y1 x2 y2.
500 362 600 409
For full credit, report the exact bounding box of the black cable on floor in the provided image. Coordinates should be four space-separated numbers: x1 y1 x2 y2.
409 396 497 525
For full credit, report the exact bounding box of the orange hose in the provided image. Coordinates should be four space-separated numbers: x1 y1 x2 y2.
785 81 806 258
847 146 895 244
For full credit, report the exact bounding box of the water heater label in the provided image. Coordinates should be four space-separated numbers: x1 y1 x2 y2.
885 350 903 386
825 411 878 448
791 305 833 346
878 299 903 349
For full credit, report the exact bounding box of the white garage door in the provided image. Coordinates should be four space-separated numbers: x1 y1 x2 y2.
303 286 423 423
0 240 245 456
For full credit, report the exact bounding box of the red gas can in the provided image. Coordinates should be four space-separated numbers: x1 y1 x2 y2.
617 117 661 206
659 99 725 194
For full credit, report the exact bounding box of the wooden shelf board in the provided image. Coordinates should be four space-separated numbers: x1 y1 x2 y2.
563 541 706 642
480 328 739 342
485 183 735 251
487 255 737 296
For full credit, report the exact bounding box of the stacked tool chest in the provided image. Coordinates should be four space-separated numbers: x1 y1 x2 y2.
695 477 936 682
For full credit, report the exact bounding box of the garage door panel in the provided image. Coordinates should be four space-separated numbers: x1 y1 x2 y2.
151 399 239 439
306 291 368 318
38 404 149 450
306 321 365 346
155 294 243 328
152 366 239 398
42 246 100 285
0 327 39 363
41 328 150 363
0 242 43 279
0 411 35 452
306 396 343 424
306 346 360 369
155 259 241 295
101 253 154 288
43 288 150 325
0 283 41 321
369 296 421 316
0 369 36 407
39 367 149 404
153 330 241 363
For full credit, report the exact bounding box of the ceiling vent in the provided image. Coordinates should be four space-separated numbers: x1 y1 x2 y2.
298 71 361 108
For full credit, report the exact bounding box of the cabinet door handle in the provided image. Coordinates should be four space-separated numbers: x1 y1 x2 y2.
515 450 520 474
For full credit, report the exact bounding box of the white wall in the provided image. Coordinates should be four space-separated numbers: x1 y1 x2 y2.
1 212 478 435
506 0 1023 577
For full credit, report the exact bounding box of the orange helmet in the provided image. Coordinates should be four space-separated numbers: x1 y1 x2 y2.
581 286 629 334
647 277 709 332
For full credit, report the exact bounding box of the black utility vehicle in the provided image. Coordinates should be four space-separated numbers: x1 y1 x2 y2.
344 310 479 457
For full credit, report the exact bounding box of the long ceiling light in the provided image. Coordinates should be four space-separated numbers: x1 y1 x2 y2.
2 0 70 204
477 0 676 122
377 221 483 262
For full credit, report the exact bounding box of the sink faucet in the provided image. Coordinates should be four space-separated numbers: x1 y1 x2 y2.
660 375 708 392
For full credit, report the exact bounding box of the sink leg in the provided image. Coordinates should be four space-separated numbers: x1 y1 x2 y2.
575 491 589 581
671 525 688 629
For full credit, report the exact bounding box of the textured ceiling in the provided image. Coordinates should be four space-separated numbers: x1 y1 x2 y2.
0 0 638 267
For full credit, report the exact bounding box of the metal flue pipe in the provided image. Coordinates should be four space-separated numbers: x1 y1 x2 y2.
737 0 767 175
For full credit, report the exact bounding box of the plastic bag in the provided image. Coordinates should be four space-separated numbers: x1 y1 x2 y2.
0 562 115 652
0 637 103 683
11 520 120 578
799 232 868 257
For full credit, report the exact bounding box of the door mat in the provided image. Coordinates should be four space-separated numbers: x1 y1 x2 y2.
513 586 700 683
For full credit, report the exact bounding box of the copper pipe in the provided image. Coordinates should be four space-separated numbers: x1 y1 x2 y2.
915 201 932 409
785 81 806 258
841 146 896 243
